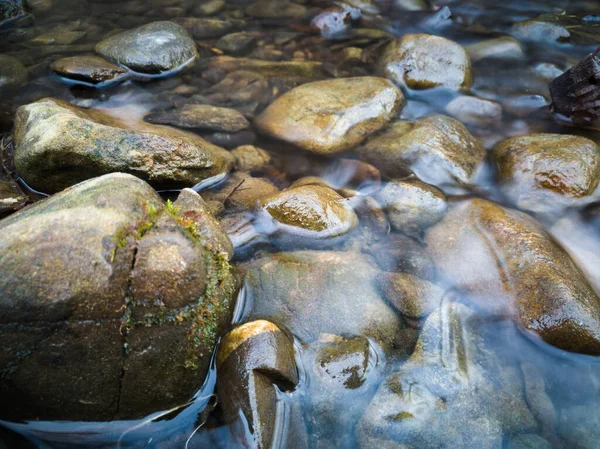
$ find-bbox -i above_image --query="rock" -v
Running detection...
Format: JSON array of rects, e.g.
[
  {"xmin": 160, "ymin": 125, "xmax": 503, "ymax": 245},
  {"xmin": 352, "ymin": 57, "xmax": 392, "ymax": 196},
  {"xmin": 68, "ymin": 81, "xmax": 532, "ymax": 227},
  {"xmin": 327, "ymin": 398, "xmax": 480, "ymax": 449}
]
[
  {"xmin": 24, "ymin": 0, "xmax": 52, "ymax": 14},
  {"xmin": 215, "ymin": 32, "xmax": 256, "ymax": 55},
  {"xmin": 171, "ymin": 188, "xmax": 234, "ymax": 258},
  {"xmin": 375, "ymin": 179, "xmax": 447, "ymax": 235},
  {"xmin": 0, "ymin": 0, "xmax": 26, "ymax": 29},
  {"xmin": 204, "ymin": 129, "xmax": 256, "ymax": 149},
  {"xmin": 492, "ymin": 134, "xmax": 600, "ymax": 213},
  {"xmin": 242, "ymin": 251, "xmax": 413, "ymax": 355},
  {"xmin": 200, "ymin": 70, "xmax": 269, "ymax": 113},
  {"xmin": 256, "ymin": 77, "xmax": 405, "ymax": 155},
  {"xmin": 558, "ymin": 404, "xmax": 600, "ymax": 449},
  {"xmin": 510, "ymin": 13, "xmax": 600, "ymax": 46},
  {"xmin": 426, "ymin": 198, "xmax": 600, "ymax": 355},
  {"xmin": 50, "ymin": 55, "xmax": 129, "ymax": 86},
  {"xmin": 303, "ymin": 334, "xmax": 380, "ymax": 449},
  {"xmin": 360, "ymin": 115, "xmax": 485, "ymax": 189},
  {"xmin": 0, "ymin": 173, "xmax": 237, "ymax": 420},
  {"xmin": 172, "ymin": 17, "xmax": 240, "ymax": 39},
  {"xmin": 95, "ymin": 21, "xmax": 198, "ymax": 75},
  {"xmin": 145, "ymin": 104, "xmax": 250, "ymax": 133},
  {"xmin": 30, "ymin": 30, "xmax": 86, "ymax": 45},
  {"xmin": 393, "ymin": 0, "xmax": 429, "ymax": 11},
  {"xmin": 368, "ymin": 233, "xmax": 437, "ymax": 281},
  {"xmin": 0, "ymin": 175, "xmax": 27, "ymax": 217},
  {"xmin": 246, "ymin": 0, "xmax": 306, "ymax": 19},
  {"xmin": 445, "ymin": 95, "xmax": 503, "ymax": 127},
  {"xmin": 506, "ymin": 434, "xmax": 552, "ymax": 449},
  {"xmin": 502, "ymin": 94, "xmax": 549, "ymax": 117},
  {"xmin": 256, "ymin": 184, "xmax": 358, "ymax": 243},
  {"xmin": 225, "ymin": 176, "xmax": 279, "ymax": 213},
  {"xmin": 231, "ymin": 145, "xmax": 272, "ymax": 172},
  {"xmin": 378, "ymin": 34, "xmax": 472, "ymax": 91},
  {"xmin": 511, "ymin": 19, "xmax": 570, "ymax": 44},
  {"xmin": 193, "ymin": 0, "xmax": 224, "ymax": 16},
  {"xmin": 378, "ymin": 272, "xmax": 444, "ymax": 319},
  {"xmin": 217, "ymin": 320, "xmax": 308, "ymax": 449},
  {"xmin": 358, "ymin": 301, "xmax": 539, "ymax": 449},
  {"xmin": 466, "ymin": 36, "xmax": 524, "ymax": 62},
  {"xmin": 0, "ymin": 55, "xmax": 27, "ymax": 89},
  {"xmin": 311, "ymin": 6, "xmax": 353, "ymax": 41},
  {"xmin": 204, "ymin": 57, "xmax": 323, "ymax": 81},
  {"xmin": 13, "ymin": 98, "xmax": 234, "ymax": 193}
]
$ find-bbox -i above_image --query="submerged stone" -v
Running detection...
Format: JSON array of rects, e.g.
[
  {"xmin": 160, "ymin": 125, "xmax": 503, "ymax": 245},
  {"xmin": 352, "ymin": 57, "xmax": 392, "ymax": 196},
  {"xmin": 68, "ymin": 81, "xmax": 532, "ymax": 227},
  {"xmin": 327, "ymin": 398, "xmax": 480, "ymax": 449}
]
[
  {"xmin": 95, "ymin": 21, "xmax": 198, "ymax": 75},
  {"xmin": 255, "ymin": 76, "xmax": 405, "ymax": 154},
  {"xmin": 426, "ymin": 198, "xmax": 600, "ymax": 355},
  {"xmin": 242, "ymin": 251, "xmax": 413, "ymax": 355},
  {"xmin": 145, "ymin": 104, "xmax": 250, "ymax": 133},
  {"xmin": 358, "ymin": 301, "xmax": 539, "ymax": 449},
  {"xmin": 0, "ymin": 173, "xmax": 237, "ymax": 421},
  {"xmin": 13, "ymin": 98, "xmax": 234, "ymax": 193},
  {"xmin": 360, "ymin": 115, "xmax": 485, "ymax": 189},
  {"xmin": 375, "ymin": 178, "xmax": 447, "ymax": 235},
  {"xmin": 492, "ymin": 133, "xmax": 600, "ymax": 214},
  {"xmin": 378, "ymin": 34, "xmax": 472, "ymax": 90},
  {"xmin": 0, "ymin": 54, "xmax": 27, "ymax": 89}
]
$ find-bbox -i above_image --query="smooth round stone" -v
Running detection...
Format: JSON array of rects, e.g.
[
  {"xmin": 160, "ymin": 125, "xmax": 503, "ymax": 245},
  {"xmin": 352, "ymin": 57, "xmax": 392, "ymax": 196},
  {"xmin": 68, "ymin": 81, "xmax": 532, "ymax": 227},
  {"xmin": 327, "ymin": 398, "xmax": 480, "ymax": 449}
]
[
  {"xmin": 50, "ymin": 55, "xmax": 129, "ymax": 86},
  {"xmin": 257, "ymin": 184, "xmax": 358, "ymax": 241},
  {"xmin": 375, "ymin": 179, "xmax": 448, "ymax": 234},
  {"xmin": 30, "ymin": 30, "xmax": 86, "ymax": 46},
  {"xmin": 492, "ymin": 133, "xmax": 600, "ymax": 213},
  {"xmin": 378, "ymin": 33, "xmax": 472, "ymax": 91},
  {"xmin": 0, "ymin": 55, "xmax": 27, "ymax": 89},
  {"xmin": 246, "ymin": 0, "xmax": 306, "ymax": 19},
  {"xmin": 255, "ymin": 76, "xmax": 405, "ymax": 154},
  {"xmin": 95, "ymin": 21, "xmax": 198, "ymax": 75},
  {"xmin": 359, "ymin": 114, "xmax": 485, "ymax": 189}
]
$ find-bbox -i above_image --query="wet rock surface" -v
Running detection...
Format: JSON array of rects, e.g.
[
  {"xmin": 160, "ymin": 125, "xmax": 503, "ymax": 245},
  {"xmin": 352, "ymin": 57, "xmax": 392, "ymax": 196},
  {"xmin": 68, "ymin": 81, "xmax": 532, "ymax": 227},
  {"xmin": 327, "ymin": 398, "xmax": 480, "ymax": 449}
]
[
  {"xmin": 50, "ymin": 55, "xmax": 129, "ymax": 86},
  {"xmin": 256, "ymin": 184, "xmax": 359, "ymax": 243},
  {"xmin": 0, "ymin": 173, "xmax": 237, "ymax": 421},
  {"xmin": 1, "ymin": 0, "xmax": 600, "ymax": 447},
  {"xmin": 378, "ymin": 34, "xmax": 472, "ymax": 90},
  {"xmin": 358, "ymin": 301, "xmax": 540, "ymax": 449},
  {"xmin": 492, "ymin": 133, "xmax": 600, "ymax": 214},
  {"xmin": 360, "ymin": 114, "xmax": 485, "ymax": 189},
  {"xmin": 255, "ymin": 76, "xmax": 405, "ymax": 154},
  {"xmin": 426, "ymin": 198, "xmax": 600, "ymax": 355},
  {"xmin": 242, "ymin": 250, "xmax": 413, "ymax": 354},
  {"xmin": 95, "ymin": 21, "xmax": 198, "ymax": 75},
  {"xmin": 12, "ymin": 98, "xmax": 234, "ymax": 193}
]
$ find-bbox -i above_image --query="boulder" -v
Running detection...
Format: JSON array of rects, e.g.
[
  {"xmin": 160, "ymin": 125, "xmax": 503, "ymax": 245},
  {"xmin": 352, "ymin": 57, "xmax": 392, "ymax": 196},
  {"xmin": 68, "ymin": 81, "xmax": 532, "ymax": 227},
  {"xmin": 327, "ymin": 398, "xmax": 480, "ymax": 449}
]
[
  {"xmin": 255, "ymin": 76, "xmax": 405, "ymax": 154},
  {"xmin": 13, "ymin": 98, "xmax": 234, "ymax": 193},
  {"xmin": 0, "ymin": 54, "xmax": 27, "ymax": 90},
  {"xmin": 0, "ymin": 173, "xmax": 237, "ymax": 421},
  {"xmin": 426, "ymin": 198, "xmax": 600, "ymax": 355}
]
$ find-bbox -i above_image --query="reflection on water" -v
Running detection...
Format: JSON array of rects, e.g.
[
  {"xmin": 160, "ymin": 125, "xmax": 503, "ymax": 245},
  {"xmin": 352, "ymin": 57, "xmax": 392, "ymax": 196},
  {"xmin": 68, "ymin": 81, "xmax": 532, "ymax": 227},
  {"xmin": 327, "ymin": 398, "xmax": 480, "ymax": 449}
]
[{"xmin": 1, "ymin": 0, "xmax": 600, "ymax": 448}]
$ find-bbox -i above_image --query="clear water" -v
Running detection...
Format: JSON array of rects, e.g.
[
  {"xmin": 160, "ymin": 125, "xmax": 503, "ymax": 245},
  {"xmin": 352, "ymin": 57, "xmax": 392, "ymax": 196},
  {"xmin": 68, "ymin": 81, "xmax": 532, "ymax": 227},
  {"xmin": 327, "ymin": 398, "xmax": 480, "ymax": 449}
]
[{"xmin": 1, "ymin": 0, "xmax": 599, "ymax": 448}]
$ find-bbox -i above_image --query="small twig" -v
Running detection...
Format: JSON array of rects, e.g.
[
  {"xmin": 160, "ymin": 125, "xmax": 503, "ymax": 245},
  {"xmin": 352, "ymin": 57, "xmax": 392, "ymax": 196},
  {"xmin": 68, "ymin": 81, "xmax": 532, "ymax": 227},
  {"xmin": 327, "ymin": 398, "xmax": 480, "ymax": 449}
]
[{"xmin": 592, "ymin": 44, "xmax": 600, "ymax": 58}]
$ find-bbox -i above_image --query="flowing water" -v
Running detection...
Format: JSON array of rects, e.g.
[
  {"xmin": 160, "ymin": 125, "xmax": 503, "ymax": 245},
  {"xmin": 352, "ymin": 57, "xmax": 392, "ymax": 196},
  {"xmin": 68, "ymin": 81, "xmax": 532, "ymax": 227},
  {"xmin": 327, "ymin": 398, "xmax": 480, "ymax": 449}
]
[{"xmin": 1, "ymin": 0, "xmax": 600, "ymax": 448}]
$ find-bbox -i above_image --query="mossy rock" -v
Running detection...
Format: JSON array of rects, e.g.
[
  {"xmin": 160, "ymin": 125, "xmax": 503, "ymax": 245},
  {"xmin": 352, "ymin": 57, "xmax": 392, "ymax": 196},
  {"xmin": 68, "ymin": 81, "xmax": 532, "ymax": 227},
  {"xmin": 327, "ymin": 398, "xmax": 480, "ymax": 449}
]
[{"xmin": 0, "ymin": 173, "xmax": 237, "ymax": 421}]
